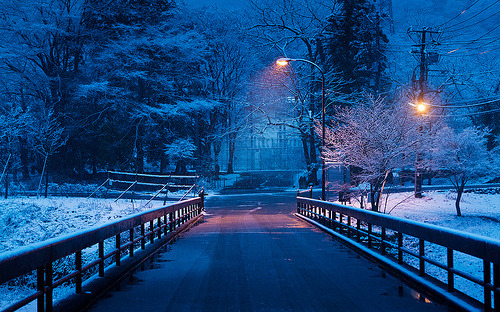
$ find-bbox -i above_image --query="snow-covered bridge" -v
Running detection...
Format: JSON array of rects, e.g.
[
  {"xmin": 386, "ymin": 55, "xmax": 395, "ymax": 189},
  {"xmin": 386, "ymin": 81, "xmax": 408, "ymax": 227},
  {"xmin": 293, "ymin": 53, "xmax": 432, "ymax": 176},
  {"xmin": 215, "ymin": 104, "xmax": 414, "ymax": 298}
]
[
  {"xmin": 86, "ymin": 192, "xmax": 446, "ymax": 312},
  {"xmin": 1, "ymin": 191, "xmax": 499, "ymax": 312}
]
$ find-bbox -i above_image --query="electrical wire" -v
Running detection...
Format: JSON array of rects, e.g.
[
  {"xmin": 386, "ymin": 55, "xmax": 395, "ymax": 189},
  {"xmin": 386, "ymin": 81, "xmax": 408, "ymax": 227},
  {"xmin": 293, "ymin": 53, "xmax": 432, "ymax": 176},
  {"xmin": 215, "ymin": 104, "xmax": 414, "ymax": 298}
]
[
  {"xmin": 443, "ymin": 0, "xmax": 500, "ymax": 30},
  {"xmin": 437, "ymin": 0, "xmax": 481, "ymax": 28},
  {"xmin": 436, "ymin": 35, "xmax": 500, "ymax": 46},
  {"xmin": 446, "ymin": 23, "xmax": 500, "ymax": 54},
  {"xmin": 425, "ymin": 97, "xmax": 500, "ymax": 108},
  {"xmin": 440, "ymin": 44, "xmax": 500, "ymax": 57},
  {"xmin": 444, "ymin": 8, "xmax": 500, "ymax": 34},
  {"xmin": 427, "ymin": 107, "xmax": 500, "ymax": 118}
]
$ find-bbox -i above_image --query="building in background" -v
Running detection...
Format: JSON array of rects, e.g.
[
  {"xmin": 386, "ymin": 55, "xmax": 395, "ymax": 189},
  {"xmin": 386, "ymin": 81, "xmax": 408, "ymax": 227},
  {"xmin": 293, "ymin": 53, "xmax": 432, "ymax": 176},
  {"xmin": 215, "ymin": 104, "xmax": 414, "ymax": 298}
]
[{"xmin": 218, "ymin": 123, "xmax": 305, "ymax": 172}]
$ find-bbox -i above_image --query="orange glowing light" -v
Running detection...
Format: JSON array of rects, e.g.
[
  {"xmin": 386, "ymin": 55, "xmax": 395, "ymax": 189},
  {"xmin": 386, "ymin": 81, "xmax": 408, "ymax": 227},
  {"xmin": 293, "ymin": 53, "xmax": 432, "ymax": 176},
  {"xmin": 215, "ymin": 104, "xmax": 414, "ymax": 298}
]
[
  {"xmin": 417, "ymin": 103, "xmax": 427, "ymax": 113},
  {"xmin": 276, "ymin": 58, "xmax": 290, "ymax": 66}
]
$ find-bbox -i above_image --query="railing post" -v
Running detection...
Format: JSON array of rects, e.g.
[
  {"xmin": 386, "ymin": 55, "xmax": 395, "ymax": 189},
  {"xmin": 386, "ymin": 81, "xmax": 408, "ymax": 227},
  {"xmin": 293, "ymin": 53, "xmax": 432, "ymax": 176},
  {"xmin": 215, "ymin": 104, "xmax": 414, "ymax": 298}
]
[
  {"xmin": 75, "ymin": 250, "xmax": 82, "ymax": 294},
  {"xmin": 98, "ymin": 241, "xmax": 104, "ymax": 277},
  {"xmin": 339, "ymin": 213, "xmax": 344, "ymax": 232},
  {"xmin": 129, "ymin": 229, "xmax": 134, "ymax": 257},
  {"xmin": 199, "ymin": 188, "xmax": 205, "ymax": 213},
  {"xmin": 484, "ymin": 260, "xmax": 491, "ymax": 312},
  {"xmin": 356, "ymin": 219, "xmax": 361, "ymax": 242},
  {"xmin": 397, "ymin": 232, "xmax": 403, "ymax": 264},
  {"xmin": 447, "ymin": 248, "xmax": 454, "ymax": 292},
  {"xmin": 150, "ymin": 220, "xmax": 154, "ymax": 244},
  {"xmin": 163, "ymin": 214, "xmax": 168, "ymax": 236},
  {"xmin": 37, "ymin": 267, "xmax": 44, "ymax": 312},
  {"xmin": 347, "ymin": 216, "xmax": 351, "ymax": 238},
  {"xmin": 296, "ymin": 191, "xmax": 300, "ymax": 214},
  {"xmin": 368, "ymin": 223, "xmax": 373, "ymax": 248},
  {"xmin": 381, "ymin": 228, "xmax": 386, "ymax": 255},
  {"xmin": 493, "ymin": 263, "xmax": 499, "ymax": 311},
  {"xmin": 419, "ymin": 239, "xmax": 425, "ymax": 276},
  {"xmin": 169, "ymin": 213, "xmax": 174, "ymax": 232},
  {"xmin": 141, "ymin": 224, "xmax": 146, "ymax": 249},
  {"xmin": 45, "ymin": 263, "xmax": 53, "ymax": 312},
  {"xmin": 158, "ymin": 217, "xmax": 162, "ymax": 239},
  {"xmin": 115, "ymin": 233, "xmax": 121, "ymax": 266}
]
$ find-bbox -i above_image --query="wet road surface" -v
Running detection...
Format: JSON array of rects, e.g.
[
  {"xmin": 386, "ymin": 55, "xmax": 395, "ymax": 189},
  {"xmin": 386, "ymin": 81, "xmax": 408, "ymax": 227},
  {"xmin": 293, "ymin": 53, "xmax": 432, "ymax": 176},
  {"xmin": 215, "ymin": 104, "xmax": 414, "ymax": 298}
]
[{"xmin": 87, "ymin": 191, "xmax": 446, "ymax": 312}]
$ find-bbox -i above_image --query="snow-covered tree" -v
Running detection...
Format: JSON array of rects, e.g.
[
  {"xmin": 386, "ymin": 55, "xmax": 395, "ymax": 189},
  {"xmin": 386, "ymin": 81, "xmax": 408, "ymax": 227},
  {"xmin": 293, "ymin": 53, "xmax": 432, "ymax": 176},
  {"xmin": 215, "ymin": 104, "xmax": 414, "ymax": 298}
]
[
  {"xmin": 164, "ymin": 138, "xmax": 197, "ymax": 175},
  {"xmin": 321, "ymin": 96, "xmax": 420, "ymax": 212},
  {"xmin": 430, "ymin": 126, "xmax": 497, "ymax": 216},
  {"xmin": 321, "ymin": 0, "xmax": 389, "ymax": 95},
  {"xmin": 28, "ymin": 107, "xmax": 67, "ymax": 197},
  {"xmin": 247, "ymin": 0, "xmax": 347, "ymax": 184}
]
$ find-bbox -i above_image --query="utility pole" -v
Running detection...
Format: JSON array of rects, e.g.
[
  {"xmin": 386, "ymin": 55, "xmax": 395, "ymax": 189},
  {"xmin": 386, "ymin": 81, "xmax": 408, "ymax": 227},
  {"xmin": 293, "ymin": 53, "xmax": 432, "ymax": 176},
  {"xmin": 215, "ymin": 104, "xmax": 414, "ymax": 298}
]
[{"xmin": 407, "ymin": 27, "xmax": 440, "ymax": 198}]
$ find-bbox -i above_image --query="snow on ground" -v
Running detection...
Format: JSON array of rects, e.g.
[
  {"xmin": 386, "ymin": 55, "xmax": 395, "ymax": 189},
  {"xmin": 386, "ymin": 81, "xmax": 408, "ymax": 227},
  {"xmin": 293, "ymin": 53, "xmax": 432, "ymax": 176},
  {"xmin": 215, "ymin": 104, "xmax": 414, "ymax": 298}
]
[
  {"xmin": 342, "ymin": 189, "xmax": 500, "ymax": 304},
  {"xmin": 0, "ymin": 196, "xmax": 166, "ymax": 311},
  {"xmin": 0, "ymin": 197, "xmax": 164, "ymax": 253},
  {"xmin": 370, "ymin": 189, "xmax": 500, "ymax": 240}
]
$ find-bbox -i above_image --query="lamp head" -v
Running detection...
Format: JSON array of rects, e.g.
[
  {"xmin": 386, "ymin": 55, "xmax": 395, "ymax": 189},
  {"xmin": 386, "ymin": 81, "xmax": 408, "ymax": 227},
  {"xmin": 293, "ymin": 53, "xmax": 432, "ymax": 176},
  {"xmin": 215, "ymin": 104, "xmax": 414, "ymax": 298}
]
[
  {"xmin": 416, "ymin": 102, "xmax": 427, "ymax": 114},
  {"xmin": 276, "ymin": 58, "xmax": 292, "ymax": 66}
]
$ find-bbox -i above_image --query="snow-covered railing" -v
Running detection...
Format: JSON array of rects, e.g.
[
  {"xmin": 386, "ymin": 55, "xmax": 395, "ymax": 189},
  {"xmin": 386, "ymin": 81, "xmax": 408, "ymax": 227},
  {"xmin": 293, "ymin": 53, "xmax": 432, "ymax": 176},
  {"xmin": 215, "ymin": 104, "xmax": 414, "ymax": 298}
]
[
  {"xmin": 296, "ymin": 196, "xmax": 500, "ymax": 312},
  {"xmin": 296, "ymin": 186, "xmax": 313, "ymax": 199},
  {"xmin": 0, "ymin": 191, "xmax": 205, "ymax": 312}
]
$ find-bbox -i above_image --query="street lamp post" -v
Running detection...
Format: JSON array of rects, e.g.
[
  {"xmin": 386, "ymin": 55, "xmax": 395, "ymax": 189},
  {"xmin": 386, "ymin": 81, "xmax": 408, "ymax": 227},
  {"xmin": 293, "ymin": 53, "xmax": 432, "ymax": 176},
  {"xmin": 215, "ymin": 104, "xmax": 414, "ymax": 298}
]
[
  {"xmin": 414, "ymin": 93, "xmax": 427, "ymax": 198},
  {"xmin": 276, "ymin": 57, "xmax": 326, "ymax": 200}
]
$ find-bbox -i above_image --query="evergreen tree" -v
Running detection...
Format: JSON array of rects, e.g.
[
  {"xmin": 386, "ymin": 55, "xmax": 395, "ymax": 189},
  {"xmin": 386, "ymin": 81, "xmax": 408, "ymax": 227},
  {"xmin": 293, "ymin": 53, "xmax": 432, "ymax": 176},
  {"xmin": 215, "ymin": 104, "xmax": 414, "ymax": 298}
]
[{"xmin": 321, "ymin": 0, "xmax": 389, "ymax": 95}]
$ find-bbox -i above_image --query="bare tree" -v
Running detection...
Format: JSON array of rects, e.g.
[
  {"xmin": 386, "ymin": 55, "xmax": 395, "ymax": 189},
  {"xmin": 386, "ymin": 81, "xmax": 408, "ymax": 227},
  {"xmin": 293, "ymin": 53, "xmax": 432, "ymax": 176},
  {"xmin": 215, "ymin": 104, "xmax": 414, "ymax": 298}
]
[{"xmin": 28, "ymin": 107, "xmax": 67, "ymax": 197}]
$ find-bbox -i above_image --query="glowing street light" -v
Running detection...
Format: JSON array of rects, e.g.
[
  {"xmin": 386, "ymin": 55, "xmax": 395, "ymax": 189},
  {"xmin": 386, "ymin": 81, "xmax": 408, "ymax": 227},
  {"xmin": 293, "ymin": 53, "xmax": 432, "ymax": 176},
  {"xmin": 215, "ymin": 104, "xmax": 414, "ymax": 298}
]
[
  {"xmin": 416, "ymin": 102, "xmax": 427, "ymax": 114},
  {"xmin": 276, "ymin": 57, "xmax": 327, "ymax": 200},
  {"xmin": 414, "ymin": 93, "xmax": 427, "ymax": 198}
]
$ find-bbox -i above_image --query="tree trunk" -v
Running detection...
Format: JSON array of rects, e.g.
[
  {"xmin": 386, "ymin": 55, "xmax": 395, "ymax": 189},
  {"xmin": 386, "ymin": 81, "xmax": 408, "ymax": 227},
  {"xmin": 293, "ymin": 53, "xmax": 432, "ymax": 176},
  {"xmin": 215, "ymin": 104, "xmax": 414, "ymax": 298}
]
[
  {"xmin": 44, "ymin": 170, "xmax": 49, "ymax": 198},
  {"xmin": 19, "ymin": 86, "xmax": 29, "ymax": 180},
  {"xmin": 175, "ymin": 159, "xmax": 188, "ymax": 175},
  {"xmin": 227, "ymin": 133, "xmax": 236, "ymax": 174},
  {"xmin": 160, "ymin": 154, "xmax": 168, "ymax": 173},
  {"xmin": 455, "ymin": 180, "xmax": 465, "ymax": 217},
  {"xmin": 135, "ymin": 125, "xmax": 144, "ymax": 173},
  {"xmin": 213, "ymin": 140, "xmax": 222, "ymax": 180},
  {"xmin": 301, "ymin": 134, "xmax": 311, "ymax": 166},
  {"xmin": 370, "ymin": 181, "xmax": 383, "ymax": 213},
  {"xmin": 3, "ymin": 157, "xmax": 9, "ymax": 199},
  {"xmin": 37, "ymin": 154, "xmax": 49, "ymax": 198}
]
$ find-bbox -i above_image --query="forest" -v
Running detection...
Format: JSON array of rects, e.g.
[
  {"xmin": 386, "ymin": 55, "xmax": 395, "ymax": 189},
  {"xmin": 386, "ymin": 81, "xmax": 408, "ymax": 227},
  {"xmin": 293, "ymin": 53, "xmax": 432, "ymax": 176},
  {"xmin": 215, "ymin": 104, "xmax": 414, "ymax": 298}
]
[{"xmin": 0, "ymin": 0, "xmax": 499, "ymax": 197}]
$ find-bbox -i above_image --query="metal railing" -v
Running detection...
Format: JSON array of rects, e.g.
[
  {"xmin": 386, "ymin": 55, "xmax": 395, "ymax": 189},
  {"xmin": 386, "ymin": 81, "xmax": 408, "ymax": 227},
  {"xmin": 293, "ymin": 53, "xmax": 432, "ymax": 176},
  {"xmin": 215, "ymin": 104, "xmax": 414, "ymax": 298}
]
[
  {"xmin": 297, "ymin": 186, "xmax": 313, "ymax": 199},
  {"xmin": 296, "ymin": 196, "xmax": 500, "ymax": 312},
  {"xmin": 0, "ymin": 191, "xmax": 205, "ymax": 312}
]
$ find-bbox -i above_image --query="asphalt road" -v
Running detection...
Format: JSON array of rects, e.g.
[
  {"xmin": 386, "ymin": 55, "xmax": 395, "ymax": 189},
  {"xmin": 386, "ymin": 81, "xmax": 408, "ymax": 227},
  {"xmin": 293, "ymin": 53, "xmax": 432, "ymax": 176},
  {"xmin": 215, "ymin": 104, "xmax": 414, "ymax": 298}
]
[{"xmin": 86, "ymin": 191, "xmax": 446, "ymax": 312}]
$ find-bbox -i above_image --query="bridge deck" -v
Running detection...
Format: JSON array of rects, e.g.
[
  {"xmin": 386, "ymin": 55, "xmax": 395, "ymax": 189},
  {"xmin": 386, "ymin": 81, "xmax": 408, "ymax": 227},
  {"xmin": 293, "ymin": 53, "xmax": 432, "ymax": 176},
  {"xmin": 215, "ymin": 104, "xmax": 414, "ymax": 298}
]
[{"xmin": 86, "ymin": 192, "xmax": 446, "ymax": 312}]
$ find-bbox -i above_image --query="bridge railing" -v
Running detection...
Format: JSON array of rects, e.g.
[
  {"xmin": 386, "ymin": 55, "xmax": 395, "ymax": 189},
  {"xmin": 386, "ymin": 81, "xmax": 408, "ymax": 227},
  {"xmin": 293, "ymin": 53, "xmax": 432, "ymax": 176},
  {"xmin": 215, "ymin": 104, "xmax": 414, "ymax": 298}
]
[
  {"xmin": 297, "ymin": 196, "xmax": 500, "ymax": 312},
  {"xmin": 0, "ymin": 191, "xmax": 205, "ymax": 312},
  {"xmin": 296, "ymin": 186, "xmax": 313, "ymax": 199}
]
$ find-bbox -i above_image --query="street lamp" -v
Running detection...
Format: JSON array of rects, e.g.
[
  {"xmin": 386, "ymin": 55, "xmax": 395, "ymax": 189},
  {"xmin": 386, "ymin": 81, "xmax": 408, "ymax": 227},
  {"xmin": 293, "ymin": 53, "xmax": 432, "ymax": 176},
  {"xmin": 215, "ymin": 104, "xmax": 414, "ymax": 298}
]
[
  {"xmin": 276, "ymin": 57, "xmax": 326, "ymax": 200},
  {"xmin": 414, "ymin": 93, "xmax": 427, "ymax": 198}
]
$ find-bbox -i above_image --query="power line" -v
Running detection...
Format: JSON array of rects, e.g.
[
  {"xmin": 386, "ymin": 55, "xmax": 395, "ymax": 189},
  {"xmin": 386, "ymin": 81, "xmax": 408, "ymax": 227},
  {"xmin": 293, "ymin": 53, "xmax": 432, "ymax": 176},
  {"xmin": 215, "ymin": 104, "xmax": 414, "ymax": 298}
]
[
  {"xmin": 428, "ymin": 107, "xmax": 500, "ymax": 118},
  {"xmin": 426, "ymin": 97, "xmax": 500, "ymax": 108},
  {"xmin": 443, "ymin": 0, "xmax": 500, "ymax": 31},
  {"xmin": 440, "ymin": 44, "xmax": 500, "ymax": 57},
  {"xmin": 443, "ymin": 8, "xmax": 500, "ymax": 34},
  {"xmin": 437, "ymin": 35, "xmax": 500, "ymax": 46},
  {"xmin": 437, "ymin": 0, "xmax": 481, "ymax": 28},
  {"xmin": 446, "ymin": 22, "xmax": 500, "ymax": 54}
]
